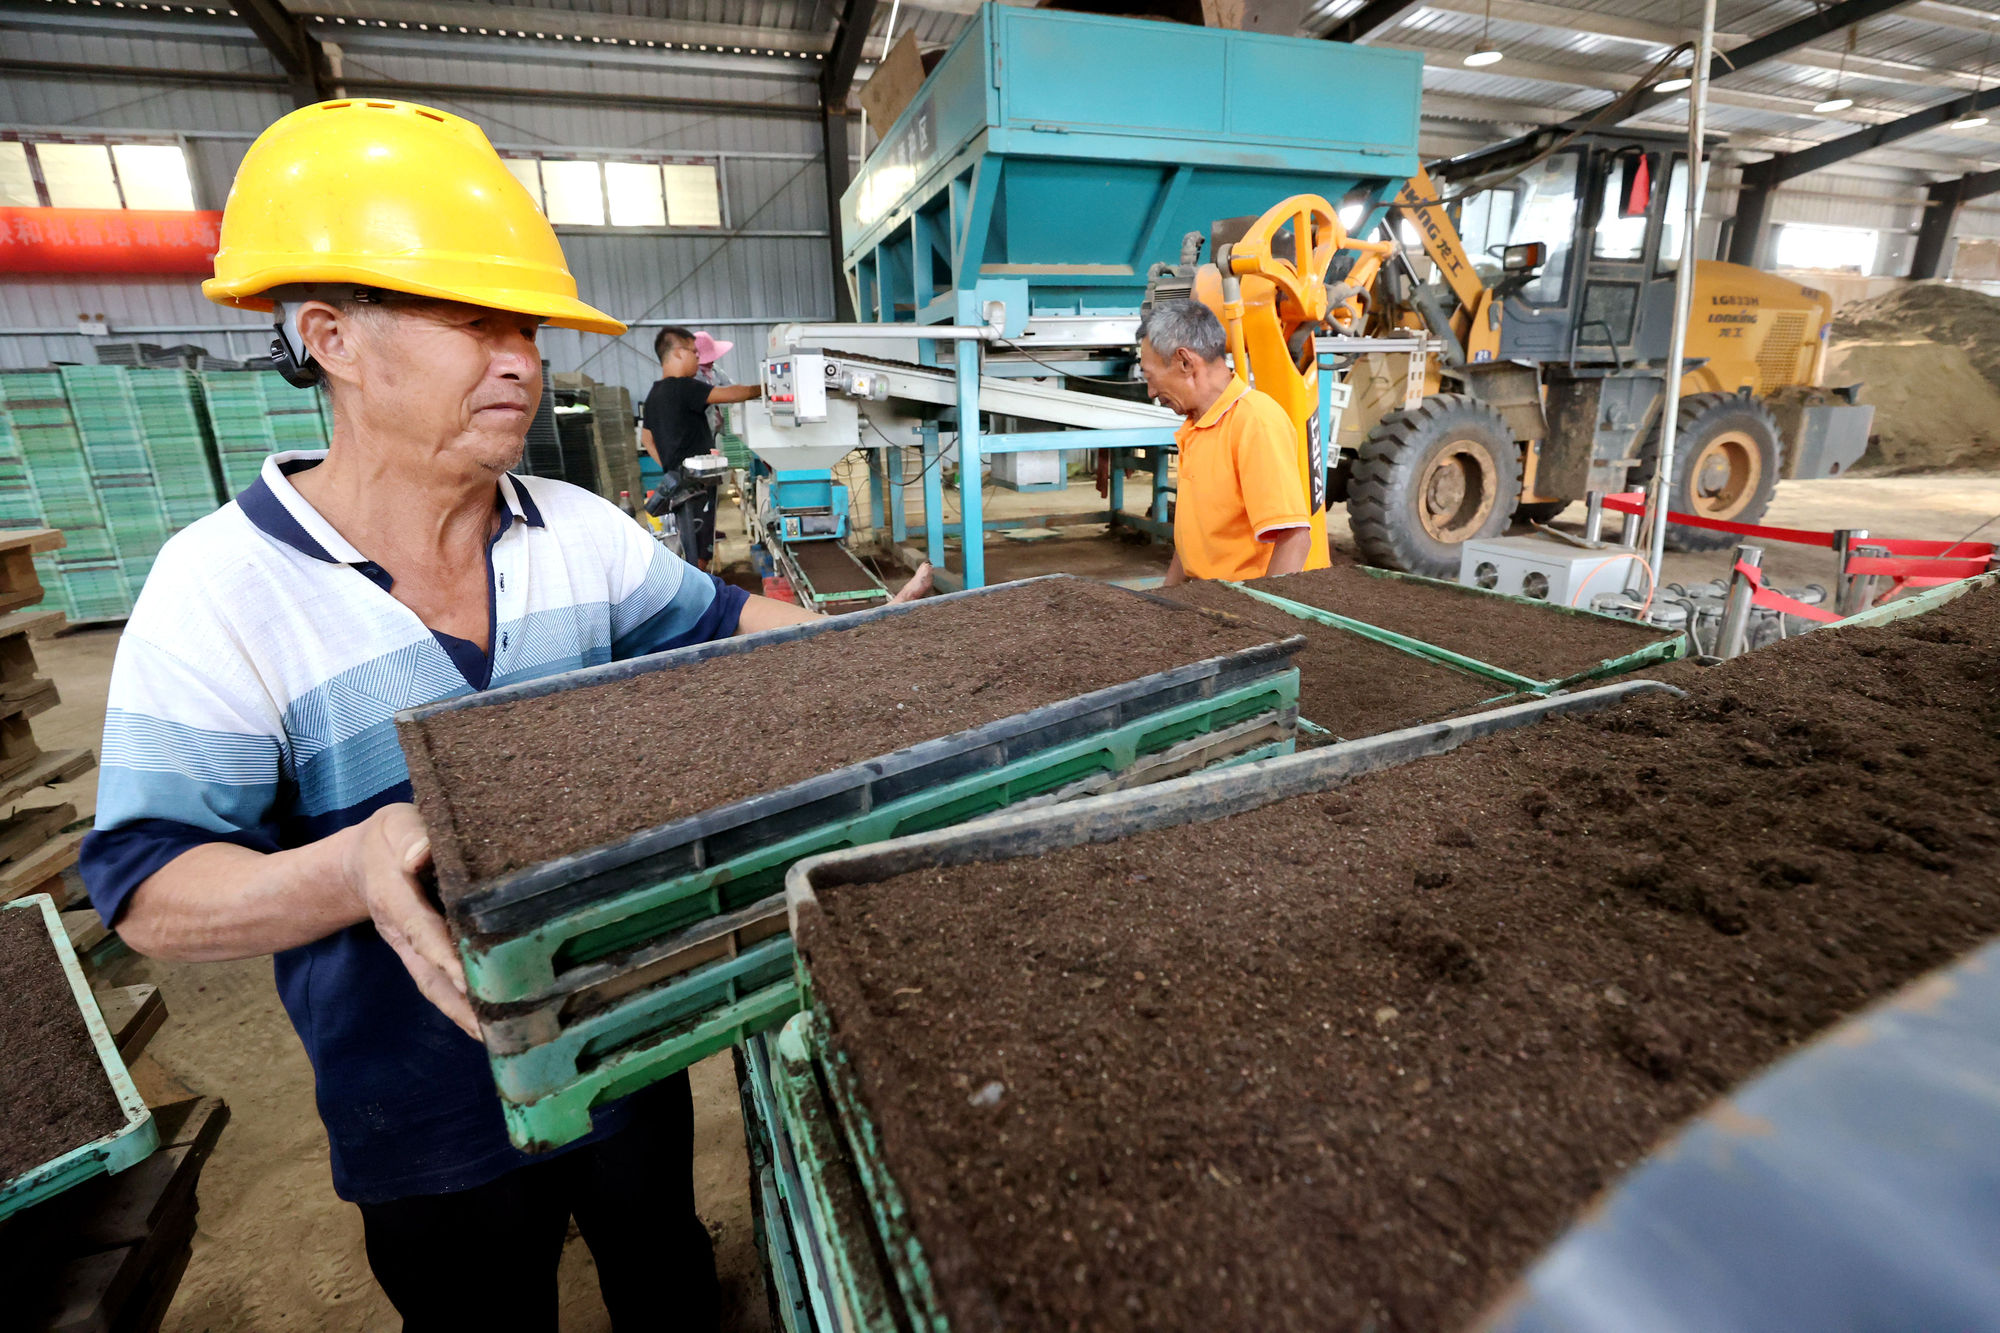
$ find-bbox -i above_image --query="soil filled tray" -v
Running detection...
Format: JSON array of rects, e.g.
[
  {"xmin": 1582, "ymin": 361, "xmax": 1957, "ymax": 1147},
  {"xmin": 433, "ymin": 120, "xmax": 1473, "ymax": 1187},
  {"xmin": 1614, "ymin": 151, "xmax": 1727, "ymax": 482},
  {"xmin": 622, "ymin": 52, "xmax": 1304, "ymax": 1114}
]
[
  {"xmin": 1163, "ymin": 580, "xmax": 1508, "ymax": 740},
  {"xmin": 403, "ymin": 576, "xmax": 1283, "ymax": 904},
  {"xmin": 0, "ymin": 897, "xmax": 156, "ymax": 1218},
  {"xmin": 1245, "ymin": 562, "xmax": 1675, "ymax": 686},
  {"xmin": 792, "ymin": 587, "xmax": 2000, "ymax": 1332}
]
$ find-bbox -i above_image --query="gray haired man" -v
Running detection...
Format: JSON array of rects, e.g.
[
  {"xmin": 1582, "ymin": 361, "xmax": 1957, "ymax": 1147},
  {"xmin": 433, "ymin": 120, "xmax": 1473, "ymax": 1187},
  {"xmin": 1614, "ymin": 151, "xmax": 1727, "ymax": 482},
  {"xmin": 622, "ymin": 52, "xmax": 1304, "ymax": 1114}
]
[{"xmin": 1137, "ymin": 300, "xmax": 1318, "ymax": 585}]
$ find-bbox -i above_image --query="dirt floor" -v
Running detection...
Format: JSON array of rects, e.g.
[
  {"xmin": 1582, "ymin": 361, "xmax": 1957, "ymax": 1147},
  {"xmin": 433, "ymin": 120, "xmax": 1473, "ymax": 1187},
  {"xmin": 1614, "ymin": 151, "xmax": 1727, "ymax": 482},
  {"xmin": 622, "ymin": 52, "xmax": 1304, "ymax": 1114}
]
[
  {"xmin": 800, "ymin": 585, "xmax": 2000, "ymax": 1332},
  {"xmin": 25, "ymin": 468, "xmax": 2000, "ymax": 1330}
]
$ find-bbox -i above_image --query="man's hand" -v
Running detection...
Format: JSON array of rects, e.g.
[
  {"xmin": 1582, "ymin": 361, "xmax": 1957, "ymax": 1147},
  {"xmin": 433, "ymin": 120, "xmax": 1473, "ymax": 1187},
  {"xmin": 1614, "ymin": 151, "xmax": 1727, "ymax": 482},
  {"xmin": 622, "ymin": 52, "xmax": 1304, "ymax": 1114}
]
[
  {"xmin": 889, "ymin": 561, "xmax": 934, "ymax": 604},
  {"xmin": 1163, "ymin": 550, "xmax": 1188, "ymax": 587},
  {"xmin": 345, "ymin": 804, "xmax": 479, "ymax": 1040}
]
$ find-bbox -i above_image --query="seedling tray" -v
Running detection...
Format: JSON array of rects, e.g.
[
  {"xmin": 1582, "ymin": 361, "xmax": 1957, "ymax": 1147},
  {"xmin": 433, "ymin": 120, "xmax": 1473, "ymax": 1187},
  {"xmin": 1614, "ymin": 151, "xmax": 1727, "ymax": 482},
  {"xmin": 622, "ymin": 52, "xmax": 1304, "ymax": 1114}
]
[
  {"xmin": 0, "ymin": 895, "xmax": 158, "ymax": 1221},
  {"xmin": 399, "ymin": 574, "xmax": 1303, "ymax": 1007},
  {"xmin": 489, "ymin": 681, "xmax": 1297, "ymax": 1146},
  {"xmin": 779, "ymin": 680, "xmax": 1683, "ymax": 1330},
  {"xmin": 1229, "ymin": 566, "xmax": 1684, "ymax": 693}
]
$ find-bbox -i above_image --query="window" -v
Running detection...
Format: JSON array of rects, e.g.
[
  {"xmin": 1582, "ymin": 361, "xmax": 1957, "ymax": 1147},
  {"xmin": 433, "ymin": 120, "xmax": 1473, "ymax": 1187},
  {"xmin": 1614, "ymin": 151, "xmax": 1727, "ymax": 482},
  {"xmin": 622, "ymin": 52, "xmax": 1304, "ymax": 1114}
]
[
  {"xmin": 1458, "ymin": 150, "xmax": 1583, "ymax": 307},
  {"xmin": 0, "ymin": 137, "xmax": 198, "ymax": 210},
  {"xmin": 500, "ymin": 153, "xmax": 723, "ymax": 229},
  {"xmin": 502, "ymin": 157, "xmax": 544, "ymax": 213},
  {"xmin": 1773, "ymin": 223, "xmax": 1877, "ymax": 274},
  {"xmin": 1591, "ymin": 155, "xmax": 1652, "ymax": 262},
  {"xmin": 1655, "ymin": 158, "xmax": 1692, "ymax": 274},
  {"xmin": 110, "ymin": 144, "xmax": 196, "ymax": 210},
  {"xmin": 605, "ymin": 162, "xmax": 666, "ymax": 227},
  {"xmin": 662, "ymin": 164, "xmax": 722, "ymax": 227},
  {"xmin": 37, "ymin": 143, "xmax": 121, "ymax": 209}
]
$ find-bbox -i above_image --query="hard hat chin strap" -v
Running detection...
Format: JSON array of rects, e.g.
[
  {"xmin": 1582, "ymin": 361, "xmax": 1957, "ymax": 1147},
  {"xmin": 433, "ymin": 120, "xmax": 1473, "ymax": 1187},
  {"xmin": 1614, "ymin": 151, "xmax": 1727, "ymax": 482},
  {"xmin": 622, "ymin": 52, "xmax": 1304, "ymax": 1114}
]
[{"xmin": 266, "ymin": 286, "xmax": 392, "ymax": 390}]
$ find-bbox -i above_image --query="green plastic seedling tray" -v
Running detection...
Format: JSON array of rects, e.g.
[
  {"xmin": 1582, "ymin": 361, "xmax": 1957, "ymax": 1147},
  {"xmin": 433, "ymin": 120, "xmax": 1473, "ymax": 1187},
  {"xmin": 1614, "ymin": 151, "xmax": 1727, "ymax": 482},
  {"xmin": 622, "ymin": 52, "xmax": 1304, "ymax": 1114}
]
[
  {"xmin": 400, "ymin": 574, "xmax": 1304, "ymax": 1013},
  {"xmin": 1227, "ymin": 564, "xmax": 1685, "ymax": 694},
  {"xmin": 1827, "ymin": 569, "xmax": 1998, "ymax": 631},
  {"xmin": 780, "ymin": 679, "xmax": 1688, "ymax": 1331},
  {"xmin": 741, "ymin": 1035, "xmax": 837, "ymax": 1333},
  {"xmin": 491, "ymin": 679, "xmax": 1298, "ymax": 1144},
  {"xmin": 0, "ymin": 895, "xmax": 158, "ymax": 1221}
]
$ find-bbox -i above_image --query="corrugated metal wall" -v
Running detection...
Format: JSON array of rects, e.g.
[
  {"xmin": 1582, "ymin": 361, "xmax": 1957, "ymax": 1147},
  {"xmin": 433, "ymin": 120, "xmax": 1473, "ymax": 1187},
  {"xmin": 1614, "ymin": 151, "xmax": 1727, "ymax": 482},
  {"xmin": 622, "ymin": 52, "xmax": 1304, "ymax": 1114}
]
[{"xmin": 0, "ymin": 16, "xmax": 843, "ymax": 403}]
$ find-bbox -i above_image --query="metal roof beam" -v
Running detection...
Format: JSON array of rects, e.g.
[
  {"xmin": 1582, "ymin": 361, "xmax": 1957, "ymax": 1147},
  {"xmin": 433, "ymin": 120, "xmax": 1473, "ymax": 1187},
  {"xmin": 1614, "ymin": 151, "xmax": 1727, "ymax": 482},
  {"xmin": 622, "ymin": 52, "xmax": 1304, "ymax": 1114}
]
[
  {"xmin": 1622, "ymin": 0, "xmax": 1916, "ymax": 122},
  {"xmin": 233, "ymin": 0, "xmax": 329, "ymax": 105},
  {"xmin": 1322, "ymin": 0, "xmax": 1428, "ymax": 44},
  {"xmin": 1752, "ymin": 84, "xmax": 2000, "ymax": 185},
  {"xmin": 294, "ymin": 0, "xmax": 833, "ymax": 54}
]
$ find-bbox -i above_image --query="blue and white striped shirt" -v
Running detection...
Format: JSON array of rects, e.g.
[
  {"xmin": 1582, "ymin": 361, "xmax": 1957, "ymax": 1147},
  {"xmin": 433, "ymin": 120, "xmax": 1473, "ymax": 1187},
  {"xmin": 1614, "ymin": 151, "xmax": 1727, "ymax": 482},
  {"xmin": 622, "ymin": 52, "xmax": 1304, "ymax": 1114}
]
[{"xmin": 81, "ymin": 450, "xmax": 747, "ymax": 1202}]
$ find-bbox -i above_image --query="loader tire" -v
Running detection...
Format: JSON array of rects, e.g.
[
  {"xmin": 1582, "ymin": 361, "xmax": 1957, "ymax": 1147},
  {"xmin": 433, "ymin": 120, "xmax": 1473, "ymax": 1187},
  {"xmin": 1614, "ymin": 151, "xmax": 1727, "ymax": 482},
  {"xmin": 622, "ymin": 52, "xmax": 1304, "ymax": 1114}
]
[
  {"xmin": 1349, "ymin": 394, "xmax": 1522, "ymax": 578},
  {"xmin": 1636, "ymin": 393, "xmax": 1783, "ymax": 553}
]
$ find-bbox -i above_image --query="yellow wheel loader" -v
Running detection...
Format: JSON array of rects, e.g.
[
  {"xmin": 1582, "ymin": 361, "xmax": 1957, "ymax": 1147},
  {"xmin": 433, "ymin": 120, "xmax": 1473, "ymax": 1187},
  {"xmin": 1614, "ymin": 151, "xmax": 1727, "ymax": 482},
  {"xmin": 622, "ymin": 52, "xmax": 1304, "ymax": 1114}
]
[{"xmin": 1331, "ymin": 126, "xmax": 1872, "ymax": 577}]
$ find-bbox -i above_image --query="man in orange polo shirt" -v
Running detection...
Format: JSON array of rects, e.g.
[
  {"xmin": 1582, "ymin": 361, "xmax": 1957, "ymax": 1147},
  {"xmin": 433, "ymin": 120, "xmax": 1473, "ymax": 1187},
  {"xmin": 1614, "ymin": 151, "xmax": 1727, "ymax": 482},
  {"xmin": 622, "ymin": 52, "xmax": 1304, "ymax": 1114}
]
[{"xmin": 1138, "ymin": 300, "xmax": 1324, "ymax": 585}]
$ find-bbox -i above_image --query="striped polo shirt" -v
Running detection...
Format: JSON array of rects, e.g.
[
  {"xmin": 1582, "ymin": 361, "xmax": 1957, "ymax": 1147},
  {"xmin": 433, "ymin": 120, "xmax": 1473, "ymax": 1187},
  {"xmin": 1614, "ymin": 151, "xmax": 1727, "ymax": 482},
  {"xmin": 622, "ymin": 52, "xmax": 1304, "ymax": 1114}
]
[{"xmin": 79, "ymin": 450, "xmax": 748, "ymax": 1203}]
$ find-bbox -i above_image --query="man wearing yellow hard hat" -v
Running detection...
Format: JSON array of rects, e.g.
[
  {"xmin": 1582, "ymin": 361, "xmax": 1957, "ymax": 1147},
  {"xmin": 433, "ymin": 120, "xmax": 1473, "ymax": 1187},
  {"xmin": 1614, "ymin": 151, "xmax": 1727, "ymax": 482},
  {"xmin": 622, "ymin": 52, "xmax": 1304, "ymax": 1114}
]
[{"xmin": 77, "ymin": 99, "xmax": 925, "ymax": 1329}]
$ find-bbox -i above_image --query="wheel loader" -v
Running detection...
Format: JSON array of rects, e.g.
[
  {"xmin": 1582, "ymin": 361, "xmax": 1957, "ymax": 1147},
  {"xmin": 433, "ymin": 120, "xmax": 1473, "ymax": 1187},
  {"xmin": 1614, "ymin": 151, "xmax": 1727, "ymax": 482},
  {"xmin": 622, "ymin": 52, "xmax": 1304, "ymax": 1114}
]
[{"xmin": 1330, "ymin": 125, "xmax": 1873, "ymax": 577}]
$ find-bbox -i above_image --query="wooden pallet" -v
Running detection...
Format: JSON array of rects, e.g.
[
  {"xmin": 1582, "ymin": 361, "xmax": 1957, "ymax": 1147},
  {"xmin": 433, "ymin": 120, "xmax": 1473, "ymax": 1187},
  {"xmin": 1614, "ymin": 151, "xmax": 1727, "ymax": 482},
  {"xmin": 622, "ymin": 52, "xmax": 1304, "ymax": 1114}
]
[
  {"xmin": 0, "ymin": 749, "xmax": 95, "ymax": 810},
  {"xmin": 0, "ymin": 1098, "xmax": 230, "ymax": 1333},
  {"xmin": 0, "ymin": 828, "xmax": 87, "ymax": 906},
  {"xmin": 0, "ymin": 529, "xmax": 65, "ymax": 617}
]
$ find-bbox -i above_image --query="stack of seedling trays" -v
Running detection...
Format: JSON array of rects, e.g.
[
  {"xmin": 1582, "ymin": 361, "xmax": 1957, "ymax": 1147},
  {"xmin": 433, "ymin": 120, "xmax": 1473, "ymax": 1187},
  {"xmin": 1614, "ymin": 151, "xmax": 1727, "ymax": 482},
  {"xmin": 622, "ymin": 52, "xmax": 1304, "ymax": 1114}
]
[
  {"xmin": 56, "ymin": 366, "xmax": 177, "ymax": 600},
  {"xmin": 124, "ymin": 369, "xmax": 225, "ymax": 528},
  {"xmin": 197, "ymin": 369, "xmax": 330, "ymax": 495},
  {"xmin": 760, "ymin": 574, "xmax": 2000, "ymax": 1332},
  {"xmin": 396, "ymin": 575, "xmax": 1305, "ymax": 1152},
  {"xmin": 0, "ymin": 372, "xmax": 131, "ymax": 622},
  {"xmin": 0, "ymin": 894, "xmax": 157, "ymax": 1222},
  {"xmin": 587, "ymin": 382, "xmax": 641, "ymax": 505}
]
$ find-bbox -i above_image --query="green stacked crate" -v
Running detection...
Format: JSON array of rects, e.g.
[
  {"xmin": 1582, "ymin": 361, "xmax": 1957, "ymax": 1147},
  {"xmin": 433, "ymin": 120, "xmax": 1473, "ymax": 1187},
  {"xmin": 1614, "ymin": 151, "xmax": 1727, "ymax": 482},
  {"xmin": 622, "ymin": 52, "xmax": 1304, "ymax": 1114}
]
[
  {"xmin": 0, "ymin": 372, "xmax": 131, "ymax": 622},
  {"xmin": 126, "ymin": 370, "xmax": 224, "ymax": 528},
  {"xmin": 199, "ymin": 371, "xmax": 329, "ymax": 495},
  {"xmin": 57, "ymin": 366, "xmax": 174, "ymax": 601}
]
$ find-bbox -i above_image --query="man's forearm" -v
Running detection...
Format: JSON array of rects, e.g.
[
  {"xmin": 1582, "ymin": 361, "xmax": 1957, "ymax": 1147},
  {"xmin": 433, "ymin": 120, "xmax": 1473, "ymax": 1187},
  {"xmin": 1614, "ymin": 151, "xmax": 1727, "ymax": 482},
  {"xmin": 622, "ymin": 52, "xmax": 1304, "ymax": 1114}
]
[
  {"xmin": 1163, "ymin": 549, "xmax": 1188, "ymax": 587},
  {"xmin": 1265, "ymin": 527, "xmax": 1311, "ymax": 578},
  {"xmin": 735, "ymin": 592, "xmax": 820, "ymax": 634},
  {"xmin": 117, "ymin": 829, "xmax": 365, "ymax": 962}
]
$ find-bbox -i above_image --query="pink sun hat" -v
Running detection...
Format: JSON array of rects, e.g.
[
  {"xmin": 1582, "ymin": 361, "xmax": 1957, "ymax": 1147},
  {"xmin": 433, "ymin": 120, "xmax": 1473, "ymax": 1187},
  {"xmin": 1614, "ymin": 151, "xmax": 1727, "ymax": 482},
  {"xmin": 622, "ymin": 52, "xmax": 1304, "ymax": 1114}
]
[{"xmin": 693, "ymin": 330, "xmax": 733, "ymax": 365}]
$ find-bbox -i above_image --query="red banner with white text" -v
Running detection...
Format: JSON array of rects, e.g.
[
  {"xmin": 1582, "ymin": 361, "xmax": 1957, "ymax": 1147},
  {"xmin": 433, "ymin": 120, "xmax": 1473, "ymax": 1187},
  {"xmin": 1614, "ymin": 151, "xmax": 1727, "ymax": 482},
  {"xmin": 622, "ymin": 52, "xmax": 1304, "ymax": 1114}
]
[{"xmin": 0, "ymin": 207, "xmax": 222, "ymax": 276}]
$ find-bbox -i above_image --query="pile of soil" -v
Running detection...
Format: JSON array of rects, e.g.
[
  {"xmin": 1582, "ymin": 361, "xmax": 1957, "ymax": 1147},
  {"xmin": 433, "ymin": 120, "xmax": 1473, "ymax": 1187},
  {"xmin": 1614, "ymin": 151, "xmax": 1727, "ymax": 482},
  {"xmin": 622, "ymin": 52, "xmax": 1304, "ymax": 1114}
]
[
  {"xmin": 0, "ymin": 907, "xmax": 125, "ymax": 1183},
  {"xmin": 1822, "ymin": 339, "xmax": 2000, "ymax": 474},
  {"xmin": 1244, "ymin": 564, "xmax": 1671, "ymax": 684},
  {"xmin": 1161, "ymin": 581, "xmax": 1506, "ymax": 740},
  {"xmin": 1833, "ymin": 283, "xmax": 2000, "ymax": 392},
  {"xmin": 405, "ymin": 579, "xmax": 1283, "ymax": 891},
  {"xmin": 800, "ymin": 586, "xmax": 2000, "ymax": 1332}
]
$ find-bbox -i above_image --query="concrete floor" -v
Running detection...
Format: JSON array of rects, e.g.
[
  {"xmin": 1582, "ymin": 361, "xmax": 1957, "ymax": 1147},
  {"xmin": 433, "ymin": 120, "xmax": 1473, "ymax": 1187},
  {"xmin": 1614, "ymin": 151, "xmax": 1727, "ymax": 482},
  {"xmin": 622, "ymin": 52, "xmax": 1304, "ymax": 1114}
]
[{"xmin": 35, "ymin": 469, "xmax": 1999, "ymax": 1332}]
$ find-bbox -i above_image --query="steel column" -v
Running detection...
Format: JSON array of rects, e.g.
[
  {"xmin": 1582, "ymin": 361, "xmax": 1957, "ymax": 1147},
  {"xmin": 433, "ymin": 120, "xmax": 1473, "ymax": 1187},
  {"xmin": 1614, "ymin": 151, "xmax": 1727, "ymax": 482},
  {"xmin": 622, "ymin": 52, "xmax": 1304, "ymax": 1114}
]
[
  {"xmin": 955, "ymin": 338, "xmax": 985, "ymax": 588},
  {"xmin": 819, "ymin": 0, "xmax": 877, "ymax": 323}
]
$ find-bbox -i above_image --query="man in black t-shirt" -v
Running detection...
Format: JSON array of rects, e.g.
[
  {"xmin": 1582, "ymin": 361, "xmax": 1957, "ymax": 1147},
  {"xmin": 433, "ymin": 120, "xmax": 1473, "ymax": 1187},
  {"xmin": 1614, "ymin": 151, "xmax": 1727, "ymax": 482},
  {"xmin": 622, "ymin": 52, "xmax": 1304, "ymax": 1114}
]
[{"xmin": 641, "ymin": 326, "xmax": 761, "ymax": 569}]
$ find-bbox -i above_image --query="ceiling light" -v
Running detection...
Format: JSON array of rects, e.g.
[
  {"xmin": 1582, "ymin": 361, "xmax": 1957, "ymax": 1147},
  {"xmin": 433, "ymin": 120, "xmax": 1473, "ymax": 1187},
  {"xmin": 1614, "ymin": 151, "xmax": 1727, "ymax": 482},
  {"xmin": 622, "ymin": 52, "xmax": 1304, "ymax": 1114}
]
[
  {"xmin": 1464, "ymin": 47, "xmax": 1503, "ymax": 66},
  {"xmin": 1656, "ymin": 76, "xmax": 1691, "ymax": 93},
  {"xmin": 1813, "ymin": 95, "xmax": 1853, "ymax": 113}
]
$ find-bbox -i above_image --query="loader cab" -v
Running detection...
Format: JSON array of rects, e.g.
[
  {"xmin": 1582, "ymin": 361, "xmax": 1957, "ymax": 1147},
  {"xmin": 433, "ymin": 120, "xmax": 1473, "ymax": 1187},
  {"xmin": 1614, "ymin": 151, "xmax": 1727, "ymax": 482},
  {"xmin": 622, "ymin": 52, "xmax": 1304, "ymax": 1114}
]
[{"xmin": 1440, "ymin": 128, "xmax": 1696, "ymax": 367}]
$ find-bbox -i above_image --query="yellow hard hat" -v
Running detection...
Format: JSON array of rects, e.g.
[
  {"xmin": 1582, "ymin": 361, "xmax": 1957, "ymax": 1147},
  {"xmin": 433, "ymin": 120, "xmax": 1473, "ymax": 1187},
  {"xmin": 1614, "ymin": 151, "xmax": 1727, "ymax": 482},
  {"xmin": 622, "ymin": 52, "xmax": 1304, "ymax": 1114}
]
[{"xmin": 204, "ymin": 99, "xmax": 624, "ymax": 336}]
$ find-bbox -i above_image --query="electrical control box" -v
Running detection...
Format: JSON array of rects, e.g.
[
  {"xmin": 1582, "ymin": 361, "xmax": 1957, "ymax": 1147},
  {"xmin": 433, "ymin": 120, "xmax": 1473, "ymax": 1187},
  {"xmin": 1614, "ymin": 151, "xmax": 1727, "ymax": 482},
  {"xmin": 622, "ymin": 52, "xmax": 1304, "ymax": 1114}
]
[
  {"xmin": 1459, "ymin": 535, "xmax": 1644, "ymax": 608},
  {"xmin": 763, "ymin": 353, "xmax": 828, "ymax": 423}
]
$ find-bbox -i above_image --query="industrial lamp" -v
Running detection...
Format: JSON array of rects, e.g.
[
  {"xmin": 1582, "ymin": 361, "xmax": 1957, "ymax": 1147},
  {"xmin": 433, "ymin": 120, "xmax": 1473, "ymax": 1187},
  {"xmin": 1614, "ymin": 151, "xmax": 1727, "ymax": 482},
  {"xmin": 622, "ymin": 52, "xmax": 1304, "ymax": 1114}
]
[{"xmin": 1464, "ymin": 0, "xmax": 1502, "ymax": 66}]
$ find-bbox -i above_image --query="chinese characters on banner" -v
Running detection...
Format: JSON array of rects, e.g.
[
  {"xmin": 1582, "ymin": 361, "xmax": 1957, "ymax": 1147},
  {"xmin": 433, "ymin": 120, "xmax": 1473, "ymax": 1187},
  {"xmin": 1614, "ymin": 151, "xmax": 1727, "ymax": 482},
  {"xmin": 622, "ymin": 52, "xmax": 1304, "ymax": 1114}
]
[{"xmin": 0, "ymin": 207, "xmax": 223, "ymax": 275}]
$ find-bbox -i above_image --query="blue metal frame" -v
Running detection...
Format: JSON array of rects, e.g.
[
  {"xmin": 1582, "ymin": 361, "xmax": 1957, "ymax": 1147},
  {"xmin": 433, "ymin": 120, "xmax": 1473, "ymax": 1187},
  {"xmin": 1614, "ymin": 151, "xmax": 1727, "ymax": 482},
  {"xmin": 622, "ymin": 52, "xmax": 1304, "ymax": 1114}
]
[{"xmin": 835, "ymin": 7, "xmax": 1422, "ymax": 586}]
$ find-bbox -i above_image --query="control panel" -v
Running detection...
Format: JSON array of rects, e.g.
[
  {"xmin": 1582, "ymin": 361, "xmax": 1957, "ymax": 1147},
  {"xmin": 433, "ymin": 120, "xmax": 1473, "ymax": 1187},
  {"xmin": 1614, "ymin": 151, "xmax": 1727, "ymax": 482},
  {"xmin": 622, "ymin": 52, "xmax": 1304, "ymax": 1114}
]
[{"xmin": 763, "ymin": 352, "xmax": 828, "ymax": 423}]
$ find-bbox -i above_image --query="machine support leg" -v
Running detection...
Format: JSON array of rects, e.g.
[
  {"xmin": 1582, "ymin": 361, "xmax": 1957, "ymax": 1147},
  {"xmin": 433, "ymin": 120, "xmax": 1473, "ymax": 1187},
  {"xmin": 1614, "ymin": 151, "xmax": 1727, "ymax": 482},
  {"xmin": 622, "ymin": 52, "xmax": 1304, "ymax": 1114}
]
[
  {"xmin": 889, "ymin": 443, "xmax": 908, "ymax": 545},
  {"xmin": 1620, "ymin": 486, "xmax": 1645, "ymax": 549},
  {"xmin": 956, "ymin": 338, "xmax": 986, "ymax": 589},
  {"xmin": 922, "ymin": 422, "xmax": 946, "ymax": 569},
  {"xmin": 1582, "ymin": 492, "xmax": 1605, "ymax": 543},
  {"xmin": 1109, "ymin": 449, "xmax": 1126, "ymax": 525},
  {"xmin": 1717, "ymin": 543, "xmax": 1762, "ymax": 659},
  {"xmin": 1834, "ymin": 529, "xmax": 1864, "ymax": 617},
  {"xmin": 867, "ymin": 450, "xmax": 886, "ymax": 537}
]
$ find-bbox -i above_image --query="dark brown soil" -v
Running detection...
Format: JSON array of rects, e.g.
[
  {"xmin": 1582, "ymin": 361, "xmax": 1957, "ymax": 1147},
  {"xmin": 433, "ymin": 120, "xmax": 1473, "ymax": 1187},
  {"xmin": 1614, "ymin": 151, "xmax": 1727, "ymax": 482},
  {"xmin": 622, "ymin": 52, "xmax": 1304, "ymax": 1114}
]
[
  {"xmin": 0, "ymin": 907, "xmax": 126, "ymax": 1184},
  {"xmin": 799, "ymin": 585, "xmax": 2000, "ymax": 1333},
  {"xmin": 1162, "ymin": 580, "xmax": 1507, "ymax": 741},
  {"xmin": 791, "ymin": 542, "xmax": 886, "ymax": 600},
  {"xmin": 1246, "ymin": 564, "xmax": 1672, "ymax": 684},
  {"xmin": 407, "ymin": 579, "xmax": 1283, "ymax": 892}
]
